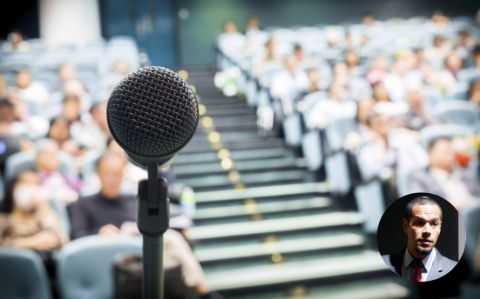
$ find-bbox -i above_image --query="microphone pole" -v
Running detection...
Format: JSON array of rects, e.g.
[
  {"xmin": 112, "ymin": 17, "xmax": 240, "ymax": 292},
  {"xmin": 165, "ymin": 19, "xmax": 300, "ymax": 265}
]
[{"xmin": 137, "ymin": 163, "xmax": 169, "ymax": 299}]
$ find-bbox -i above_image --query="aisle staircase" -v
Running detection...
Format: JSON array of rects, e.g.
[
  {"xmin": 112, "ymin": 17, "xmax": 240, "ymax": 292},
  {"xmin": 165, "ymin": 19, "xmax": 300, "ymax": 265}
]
[{"xmin": 171, "ymin": 67, "xmax": 410, "ymax": 298}]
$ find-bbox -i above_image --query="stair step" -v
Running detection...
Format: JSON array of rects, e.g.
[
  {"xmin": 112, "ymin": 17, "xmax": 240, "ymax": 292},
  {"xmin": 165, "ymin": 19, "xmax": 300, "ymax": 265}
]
[
  {"xmin": 174, "ymin": 148, "xmax": 292, "ymax": 165},
  {"xmin": 195, "ymin": 182, "xmax": 329, "ymax": 203},
  {"xmin": 181, "ymin": 139, "xmax": 285, "ymax": 153},
  {"xmin": 229, "ymin": 278, "xmax": 409, "ymax": 299},
  {"xmin": 194, "ymin": 232, "xmax": 363, "ymax": 264},
  {"xmin": 173, "ymin": 158, "xmax": 306, "ymax": 178},
  {"xmin": 193, "ymin": 197, "xmax": 330, "ymax": 223},
  {"xmin": 204, "ymin": 250, "xmax": 387, "ymax": 292},
  {"xmin": 187, "ymin": 212, "xmax": 363, "ymax": 242},
  {"xmin": 178, "ymin": 169, "xmax": 309, "ymax": 190}
]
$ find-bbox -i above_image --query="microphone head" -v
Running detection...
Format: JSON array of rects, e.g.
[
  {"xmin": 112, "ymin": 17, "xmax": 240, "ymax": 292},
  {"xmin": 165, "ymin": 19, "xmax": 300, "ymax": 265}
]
[{"xmin": 107, "ymin": 66, "xmax": 199, "ymax": 167}]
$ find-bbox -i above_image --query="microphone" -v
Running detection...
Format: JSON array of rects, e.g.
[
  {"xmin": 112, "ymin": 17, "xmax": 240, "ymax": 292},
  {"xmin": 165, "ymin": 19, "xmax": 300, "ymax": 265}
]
[
  {"xmin": 107, "ymin": 66, "xmax": 199, "ymax": 168},
  {"xmin": 106, "ymin": 66, "xmax": 199, "ymax": 299}
]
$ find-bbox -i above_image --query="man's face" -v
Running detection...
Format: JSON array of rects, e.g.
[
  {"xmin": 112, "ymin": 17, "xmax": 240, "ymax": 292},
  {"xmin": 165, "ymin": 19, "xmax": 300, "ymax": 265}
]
[{"xmin": 403, "ymin": 203, "xmax": 442, "ymax": 258}]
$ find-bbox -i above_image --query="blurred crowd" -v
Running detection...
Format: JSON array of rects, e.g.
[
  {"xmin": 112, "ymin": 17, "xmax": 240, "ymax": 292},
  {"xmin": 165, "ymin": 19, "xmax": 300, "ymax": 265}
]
[
  {"xmin": 216, "ymin": 10, "xmax": 480, "ymax": 212},
  {"xmin": 0, "ymin": 33, "xmax": 219, "ymax": 298}
]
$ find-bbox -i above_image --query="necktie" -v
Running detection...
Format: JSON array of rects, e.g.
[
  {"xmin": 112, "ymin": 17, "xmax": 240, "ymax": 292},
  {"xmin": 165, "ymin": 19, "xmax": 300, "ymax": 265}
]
[{"xmin": 410, "ymin": 259, "xmax": 423, "ymax": 282}]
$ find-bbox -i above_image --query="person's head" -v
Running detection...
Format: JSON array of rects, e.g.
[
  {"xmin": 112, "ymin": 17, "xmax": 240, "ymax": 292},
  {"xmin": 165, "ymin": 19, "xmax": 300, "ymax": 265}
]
[
  {"xmin": 63, "ymin": 79, "xmax": 86, "ymax": 97},
  {"xmin": 223, "ymin": 20, "xmax": 237, "ymax": 33},
  {"xmin": 432, "ymin": 10, "xmax": 449, "ymax": 25},
  {"xmin": 293, "ymin": 44, "xmax": 304, "ymax": 61},
  {"xmin": 58, "ymin": 63, "xmax": 76, "ymax": 83},
  {"xmin": 372, "ymin": 81, "xmax": 390, "ymax": 102},
  {"xmin": 2, "ymin": 170, "xmax": 43, "ymax": 214},
  {"xmin": 48, "ymin": 116, "xmax": 71, "ymax": 145},
  {"xmin": 62, "ymin": 94, "xmax": 81, "ymax": 123},
  {"xmin": 0, "ymin": 97, "xmax": 16, "ymax": 124},
  {"xmin": 114, "ymin": 58, "xmax": 130, "ymax": 76},
  {"xmin": 444, "ymin": 52, "xmax": 463, "ymax": 73},
  {"xmin": 403, "ymin": 195, "xmax": 443, "ymax": 259},
  {"xmin": 246, "ymin": 16, "xmax": 259, "ymax": 31},
  {"xmin": 344, "ymin": 50, "xmax": 359, "ymax": 69},
  {"xmin": 355, "ymin": 96, "xmax": 374, "ymax": 125},
  {"xmin": 428, "ymin": 137, "xmax": 455, "ymax": 172},
  {"xmin": 306, "ymin": 68, "xmax": 320, "ymax": 85},
  {"xmin": 90, "ymin": 102, "xmax": 108, "ymax": 132},
  {"xmin": 7, "ymin": 31, "xmax": 24, "ymax": 49},
  {"xmin": 96, "ymin": 151, "xmax": 127, "ymax": 199},
  {"xmin": 405, "ymin": 83, "xmax": 424, "ymax": 111},
  {"xmin": 468, "ymin": 79, "xmax": 480, "ymax": 106},
  {"xmin": 35, "ymin": 139, "xmax": 60, "ymax": 172},
  {"xmin": 361, "ymin": 12, "xmax": 375, "ymax": 26},
  {"xmin": 433, "ymin": 35, "xmax": 445, "ymax": 48},
  {"xmin": 457, "ymin": 30, "xmax": 471, "ymax": 46},
  {"xmin": 15, "ymin": 69, "xmax": 31, "ymax": 89}
]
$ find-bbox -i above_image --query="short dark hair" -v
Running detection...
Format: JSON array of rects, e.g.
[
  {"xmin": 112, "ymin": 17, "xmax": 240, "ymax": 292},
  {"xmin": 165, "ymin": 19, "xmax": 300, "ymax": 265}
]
[{"xmin": 404, "ymin": 195, "xmax": 443, "ymax": 221}]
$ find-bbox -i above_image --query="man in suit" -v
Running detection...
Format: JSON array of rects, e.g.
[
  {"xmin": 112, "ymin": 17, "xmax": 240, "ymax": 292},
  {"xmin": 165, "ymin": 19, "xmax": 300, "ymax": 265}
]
[
  {"xmin": 409, "ymin": 137, "xmax": 480, "ymax": 210},
  {"xmin": 382, "ymin": 195, "xmax": 458, "ymax": 282}
]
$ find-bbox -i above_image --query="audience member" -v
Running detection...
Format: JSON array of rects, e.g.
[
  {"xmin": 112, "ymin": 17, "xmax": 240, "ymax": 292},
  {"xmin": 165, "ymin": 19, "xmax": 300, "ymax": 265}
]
[
  {"xmin": 10, "ymin": 69, "xmax": 49, "ymax": 114},
  {"xmin": 71, "ymin": 102, "xmax": 110, "ymax": 151},
  {"xmin": 47, "ymin": 116, "xmax": 81, "ymax": 157},
  {"xmin": 3, "ymin": 31, "xmax": 30, "ymax": 52},
  {"xmin": 372, "ymin": 81, "xmax": 391, "ymax": 102},
  {"xmin": 401, "ymin": 84, "xmax": 433, "ymax": 131},
  {"xmin": 270, "ymin": 56, "xmax": 308, "ymax": 107},
  {"xmin": 69, "ymin": 152, "xmax": 216, "ymax": 298},
  {"xmin": 0, "ymin": 170, "xmax": 67, "ymax": 251},
  {"xmin": 69, "ymin": 152, "xmax": 134, "ymax": 239},
  {"xmin": 35, "ymin": 140, "xmax": 81, "ymax": 204},
  {"xmin": 409, "ymin": 138, "xmax": 480, "ymax": 210},
  {"xmin": 366, "ymin": 54, "xmax": 390, "ymax": 85}
]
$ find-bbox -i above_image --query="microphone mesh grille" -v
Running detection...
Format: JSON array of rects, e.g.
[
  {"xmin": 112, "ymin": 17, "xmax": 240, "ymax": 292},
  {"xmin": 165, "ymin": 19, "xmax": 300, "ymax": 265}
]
[{"xmin": 107, "ymin": 66, "xmax": 198, "ymax": 159}]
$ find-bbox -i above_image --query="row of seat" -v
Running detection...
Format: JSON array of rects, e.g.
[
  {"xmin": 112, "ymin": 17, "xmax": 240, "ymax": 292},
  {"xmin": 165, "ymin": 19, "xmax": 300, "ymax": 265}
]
[{"xmin": 0, "ymin": 236, "xmax": 141, "ymax": 299}]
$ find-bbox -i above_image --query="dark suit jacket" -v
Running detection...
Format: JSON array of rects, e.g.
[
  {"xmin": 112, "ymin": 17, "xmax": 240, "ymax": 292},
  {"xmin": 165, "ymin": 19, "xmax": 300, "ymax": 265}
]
[{"xmin": 383, "ymin": 248, "xmax": 458, "ymax": 281}]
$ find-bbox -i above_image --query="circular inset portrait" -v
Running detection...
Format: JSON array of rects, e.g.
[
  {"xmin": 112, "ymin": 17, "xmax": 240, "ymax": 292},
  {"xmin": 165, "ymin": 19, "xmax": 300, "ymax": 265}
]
[{"xmin": 377, "ymin": 192, "xmax": 465, "ymax": 282}]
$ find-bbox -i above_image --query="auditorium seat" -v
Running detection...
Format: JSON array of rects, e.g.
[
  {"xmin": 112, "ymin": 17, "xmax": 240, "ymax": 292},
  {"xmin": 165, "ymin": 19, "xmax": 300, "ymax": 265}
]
[
  {"xmin": 56, "ymin": 235, "xmax": 142, "ymax": 299},
  {"xmin": 0, "ymin": 248, "xmax": 53, "ymax": 299},
  {"xmin": 4, "ymin": 150, "xmax": 77, "ymax": 182}
]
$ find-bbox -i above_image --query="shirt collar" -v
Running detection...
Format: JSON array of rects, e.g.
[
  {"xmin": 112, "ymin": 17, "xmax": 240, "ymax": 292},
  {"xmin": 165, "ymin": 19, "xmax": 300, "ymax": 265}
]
[{"xmin": 403, "ymin": 247, "xmax": 437, "ymax": 274}]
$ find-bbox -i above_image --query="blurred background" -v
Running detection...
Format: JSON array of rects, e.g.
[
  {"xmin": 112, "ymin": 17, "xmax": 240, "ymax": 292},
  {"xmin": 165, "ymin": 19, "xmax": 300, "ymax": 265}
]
[{"xmin": 1, "ymin": 0, "xmax": 480, "ymax": 298}]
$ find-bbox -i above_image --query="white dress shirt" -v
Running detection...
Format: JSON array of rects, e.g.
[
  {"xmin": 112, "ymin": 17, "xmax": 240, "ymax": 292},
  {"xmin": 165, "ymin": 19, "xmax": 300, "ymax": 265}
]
[{"xmin": 402, "ymin": 247, "xmax": 437, "ymax": 282}]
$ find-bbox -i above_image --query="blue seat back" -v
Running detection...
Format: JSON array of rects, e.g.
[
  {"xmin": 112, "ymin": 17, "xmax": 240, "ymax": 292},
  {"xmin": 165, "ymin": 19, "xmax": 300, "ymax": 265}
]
[
  {"xmin": 57, "ymin": 236, "xmax": 142, "ymax": 299},
  {"xmin": 0, "ymin": 248, "xmax": 52, "ymax": 299}
]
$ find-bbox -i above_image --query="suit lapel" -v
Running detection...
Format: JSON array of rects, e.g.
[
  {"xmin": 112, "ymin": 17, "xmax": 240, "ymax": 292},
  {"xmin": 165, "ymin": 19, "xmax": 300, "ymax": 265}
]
[
  {"xmin": 389, "ymin": 250, "xmax": 405, "ymax": 276},
  {"xmin": 427, "ymin": 253, "xmax": 444, "ymax": 281}
]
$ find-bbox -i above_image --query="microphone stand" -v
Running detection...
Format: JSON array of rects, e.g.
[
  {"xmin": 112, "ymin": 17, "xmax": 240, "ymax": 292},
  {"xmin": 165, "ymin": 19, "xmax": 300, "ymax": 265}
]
[{"xmin": 137, "ymin": 163, "xmax": 169, "ymax": 299}]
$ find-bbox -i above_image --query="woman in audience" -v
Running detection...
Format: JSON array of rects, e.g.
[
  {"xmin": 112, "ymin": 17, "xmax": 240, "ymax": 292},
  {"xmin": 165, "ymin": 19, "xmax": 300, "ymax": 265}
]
[
  {"xmin": 0, "ymin": 170, "xmax": 67, "ymax": 251},
  {"xmin": 47, "ymin": 116, "xmax": 81, "ymax": 157}
]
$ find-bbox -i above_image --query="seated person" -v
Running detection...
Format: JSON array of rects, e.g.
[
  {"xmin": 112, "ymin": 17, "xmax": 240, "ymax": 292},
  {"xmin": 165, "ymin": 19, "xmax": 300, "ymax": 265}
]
[
  {"xmin": 35, "ymin": 139, "xmax": 81, "ymax": 204},
  {"xmin": 409, "ymin": 137, "xmax": 480, "ymax": 210},
  {"xmin": 69, "ymin": 152, "xmax": 218, "ymax": 298},
  {"xmin": 400, "ymin": 84, "xmax": 433, "ymax": 131},
  {"xmin": 69, "ymin": 152, "xmax": 136, "ymax": 239},
  {"xmin": 0, "ymin": 170, "xmax": 67, "ymax": 252}
]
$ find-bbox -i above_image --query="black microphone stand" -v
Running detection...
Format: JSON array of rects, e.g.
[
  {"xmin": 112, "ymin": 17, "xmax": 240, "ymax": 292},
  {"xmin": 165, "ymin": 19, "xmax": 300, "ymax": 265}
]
[{"xmin": 137, "ymin": 163, "xmax": 169, "ymax": 299}]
